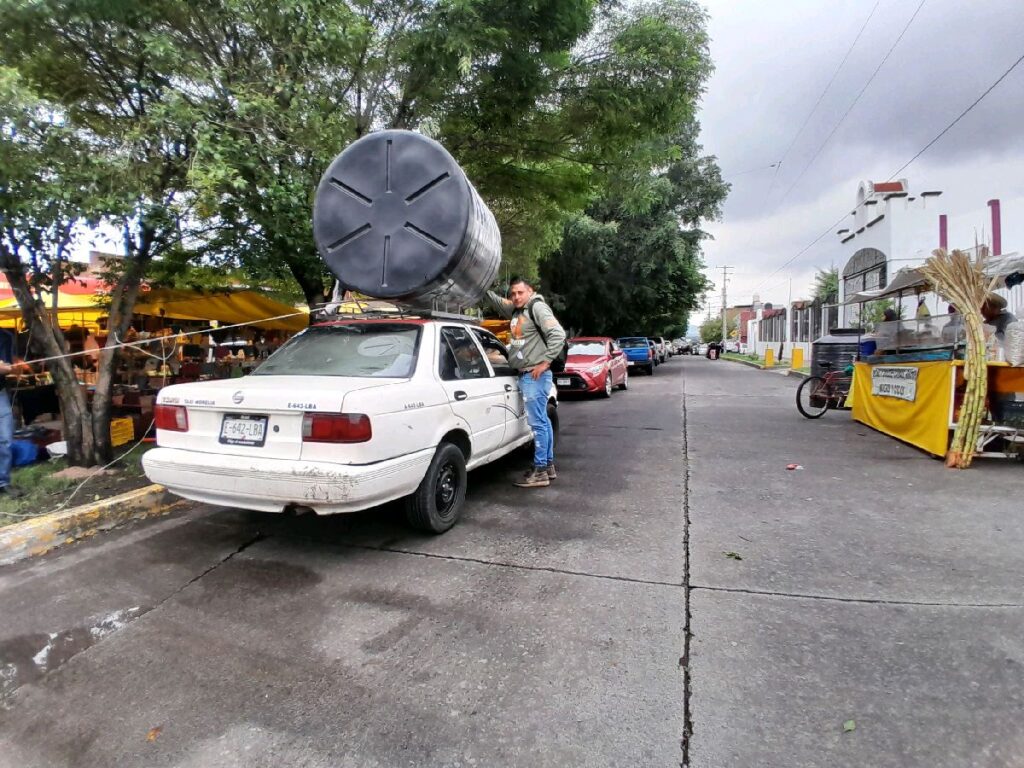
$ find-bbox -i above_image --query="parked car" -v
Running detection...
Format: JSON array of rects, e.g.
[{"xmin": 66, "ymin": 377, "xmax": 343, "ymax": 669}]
[
  {"xmin": 616, "ymin": 336, "xmax": 656, "ymax": 375},
  {"xmin": 697, "ymin": 343, "xmax": 709, "ymax": 356},
  {"xmin": 648, "ymin": 337, "xmax": 667, "ymax": 363},
  {"xmin": 143, "ymin": 314, "xmax": 558, "ymax": 534},
  {"xmin": 647, "ymin": 339, "xmax": 661, "ymax": 365},
  {"xmin": 556, "ymin": 337, "xmax": 629, "ymax": 397}
]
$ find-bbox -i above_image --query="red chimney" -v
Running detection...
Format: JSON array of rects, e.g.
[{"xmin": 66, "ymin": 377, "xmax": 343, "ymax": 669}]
[
  {"xmin": 939, "ymin": 214, "xmax": 948, "ymax": 250},
  {"xmin": 988, "ymin": 199, "xmax": 1001, "ymax": 256}
]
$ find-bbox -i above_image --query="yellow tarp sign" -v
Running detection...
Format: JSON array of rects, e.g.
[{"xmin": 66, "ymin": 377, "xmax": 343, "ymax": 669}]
[{"xmin": 852, "ymin": 361, "xmax": 951, "ymax": 457}]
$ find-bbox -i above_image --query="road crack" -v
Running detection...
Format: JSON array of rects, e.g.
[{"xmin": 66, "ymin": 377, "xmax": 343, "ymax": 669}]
[
  {"xmin": 690, "ymin": 584, "xmax": 1023, "ymax": 609},
  {"xmin": 680, "ymin": 368, "xmax": 693, "ymax": 767}
]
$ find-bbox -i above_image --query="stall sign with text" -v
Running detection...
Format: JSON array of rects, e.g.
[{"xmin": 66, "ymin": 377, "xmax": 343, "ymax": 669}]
[{"xmin": 871, "ymin": 366, "xmax": 918, "ymax": 402}]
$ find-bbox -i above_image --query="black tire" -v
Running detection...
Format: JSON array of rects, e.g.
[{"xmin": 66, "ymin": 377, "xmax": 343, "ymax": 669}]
[
  {"xmin": 405, "ymin": 442, "xmax": 467, "ymax": 534},
  {"xmin": 547, "ymin": 401, "xmax": 559, "ymax": 447},
  {"xmin": 601, "ymin": 370, "xmax": 613, "ymax": 398},
  {"xmin": 619, "ymin": 371, "xmax": 629, "ymax": 391},
  {"xmin": 646, "ymin": 363, "xmax": 655, "ymax": 375},
  {"xmin": 796, "ymin": 376, "xmax": 831, "ymax": 419}
]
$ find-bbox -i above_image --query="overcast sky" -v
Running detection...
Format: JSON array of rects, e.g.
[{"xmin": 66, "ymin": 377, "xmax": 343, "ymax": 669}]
[{"xmin": 696, "ymin": 0, "xmax": 1024, "ymax": 318}]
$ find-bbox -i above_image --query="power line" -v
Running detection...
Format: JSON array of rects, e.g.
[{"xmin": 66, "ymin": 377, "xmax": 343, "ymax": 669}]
[
  {"xmin": 724, "ymin": 162, "xmax": 780, "ymax": 178},
  {"xmin": 888, "ymin": 50, "xmax": 1024, "ymax": 180},
  {"xmin": 752, "ymin": 46, "xmax": 1024, "ymax": 298},
  {"xmin": 777, "ymin": 0, "xmax": 928, "ymax": 207},
  {"xmin": 763, "ymin": 0, "xmax": 881, "ymax": 206}
]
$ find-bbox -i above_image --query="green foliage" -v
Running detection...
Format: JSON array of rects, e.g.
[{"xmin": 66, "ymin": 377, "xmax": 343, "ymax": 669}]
[
  {"xmin": 813, "ymin": 266, "xmax": 839, "ymax": 303},
  {"xmin": 858, "ymin": 299, "xmax": 902, "ymax": 331},
  {"xmin": 700, "ymin": 315, "xmax": 737, "ymax": 344},
  {"xmin": 539, "ymin": 123, "xmax": 727, "ymax": 337}
]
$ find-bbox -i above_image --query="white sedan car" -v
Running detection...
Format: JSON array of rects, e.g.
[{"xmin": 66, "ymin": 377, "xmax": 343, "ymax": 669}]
[{"xmin": 143, "ymin": 316, "xmax": 557, "ymax": 533}]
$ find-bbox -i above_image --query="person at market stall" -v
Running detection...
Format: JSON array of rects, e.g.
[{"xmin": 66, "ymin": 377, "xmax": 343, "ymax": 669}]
[
  {"xmin": 982, "ymin": 294, "xmax": 1017, "ymax": 340},
  {"xmin": 941, "ymin": 304, "xmax": 964, "ymax": 344},
  {"xmin": 0, "ymin": 359, "xmax": 24, "ymax": 498}
]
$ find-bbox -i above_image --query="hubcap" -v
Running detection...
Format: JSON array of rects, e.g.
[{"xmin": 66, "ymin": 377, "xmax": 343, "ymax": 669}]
[{"xmin": 435, "ymin": 462, "xmax": 458, "ymax": 513}]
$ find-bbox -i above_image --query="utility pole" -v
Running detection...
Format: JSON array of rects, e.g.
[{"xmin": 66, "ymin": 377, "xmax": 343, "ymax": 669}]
[{"xmin": 720, "ymin": 265, "xmax": 733, "ymax": 348}]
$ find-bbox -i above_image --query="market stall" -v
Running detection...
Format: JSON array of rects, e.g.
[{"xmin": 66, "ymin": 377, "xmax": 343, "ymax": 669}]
[
  {"xmin": 846, "ymin": 253, "xmax": 1024, "ymax": 459},
  {"xmin": 852, "ymin": 358, "xmax": 1024, "ymax": 458}
]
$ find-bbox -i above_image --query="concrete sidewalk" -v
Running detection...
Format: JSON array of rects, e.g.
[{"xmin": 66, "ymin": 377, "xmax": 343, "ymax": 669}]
[{"xmin": 683, "ymin": 358, "xmax": 1024, "ymax": 767}]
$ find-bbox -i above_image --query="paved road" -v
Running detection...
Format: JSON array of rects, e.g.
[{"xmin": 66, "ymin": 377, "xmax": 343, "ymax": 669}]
[
  {"xmin": 0, "ymin": 360, "xmax": 688, "ymax": 767},
  {"xmin": 3, "ymin": 357, "xmax": 1024, "ymax": 767}
]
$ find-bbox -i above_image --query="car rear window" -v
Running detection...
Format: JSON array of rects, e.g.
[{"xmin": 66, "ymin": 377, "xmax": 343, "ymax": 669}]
[
  {"xmin": 253, "ymin": 324, "xmax": 421, "ymax": 378},
  {"xmin": 617, "ymin": 337, "xmax": 647, "ymax": 347}
]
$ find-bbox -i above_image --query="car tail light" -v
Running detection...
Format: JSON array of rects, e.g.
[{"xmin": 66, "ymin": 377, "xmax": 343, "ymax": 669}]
[
  {"xmin": 302, "ymin": 413, "xmax": 372, "ymax": 443},
  {"xmin": 154, "ymin": 404, "xmax": 189, "ymax": 432}
]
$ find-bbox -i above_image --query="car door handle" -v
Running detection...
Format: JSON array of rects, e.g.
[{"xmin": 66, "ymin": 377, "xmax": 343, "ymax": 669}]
[
  {"xmin": 504, "ymin": 384, "xmax": 513, "ymax": 392},
  {"xmin": 454, "ymin": 391, "xmax": 468, "ymax": 401}
]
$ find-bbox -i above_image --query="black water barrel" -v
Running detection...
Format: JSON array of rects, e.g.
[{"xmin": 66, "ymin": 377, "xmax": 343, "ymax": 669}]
[
  {"xmin": 313, "ymin": 130, "xmax": 501, "ymax": 307},
  {"xmin": 810, "ymin": 328, "xmax": 862, "ymax": 398}
]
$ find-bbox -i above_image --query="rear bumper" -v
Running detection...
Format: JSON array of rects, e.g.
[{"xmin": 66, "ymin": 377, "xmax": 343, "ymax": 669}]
[{"xmin": 142, "ymin": 446, "xmax": 434, "ymax": 515}]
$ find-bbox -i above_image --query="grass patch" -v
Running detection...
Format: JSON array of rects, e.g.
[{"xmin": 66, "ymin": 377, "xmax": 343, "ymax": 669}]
[{"xmin": 0, "ymin": 443, "xmax": 154, "ymax": 528}]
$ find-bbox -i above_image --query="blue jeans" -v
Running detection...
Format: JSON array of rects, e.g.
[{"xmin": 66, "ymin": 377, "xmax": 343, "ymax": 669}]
[
  {"xmin": 520, "ymin": 370, "xmax": 554, "ymax": 468},
  {"xmin": 0, "ymin": 389, "xmax": 12, "ymax": 488}
]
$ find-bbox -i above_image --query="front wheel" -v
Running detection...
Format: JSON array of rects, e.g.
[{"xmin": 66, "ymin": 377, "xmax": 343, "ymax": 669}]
[
  {"xmin": 405, "ymin": 442, "xmax": 467, "ymax": 533},
  {"xmin": 796, "ymin": 376, "xmax": 831, "ymax": 419}
]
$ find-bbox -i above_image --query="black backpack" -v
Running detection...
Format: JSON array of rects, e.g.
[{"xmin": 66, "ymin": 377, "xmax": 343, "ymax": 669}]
[{"xmin": 526, "ymin": 299, "xmax": 568, "ymax": 373}]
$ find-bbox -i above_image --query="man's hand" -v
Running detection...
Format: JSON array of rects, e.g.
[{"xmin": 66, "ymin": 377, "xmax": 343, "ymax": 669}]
[
  {"xmin": 530, "ymin": 360, "xmax": 550, "ymax": 380},
  {"xmin": 0, "ymin": 362, "xmax": 11, "ymax": 376}
]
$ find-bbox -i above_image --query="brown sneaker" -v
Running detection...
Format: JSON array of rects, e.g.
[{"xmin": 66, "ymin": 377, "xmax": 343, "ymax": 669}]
[
  {"xmin": 545, "ymin": 463, "xmax": 557, "ymax": 480},
  {"xmin": 514, "ymin": 468, "xmax": 550, "ymax": 488}
]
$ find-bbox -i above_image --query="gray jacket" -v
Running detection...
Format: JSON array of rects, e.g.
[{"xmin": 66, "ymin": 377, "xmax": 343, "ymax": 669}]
[{"xmin": 486, "ymin": 291, "xmax": 566, "ymax": 371}]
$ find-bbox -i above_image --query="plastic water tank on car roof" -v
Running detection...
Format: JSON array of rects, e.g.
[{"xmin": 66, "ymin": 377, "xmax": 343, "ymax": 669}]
[{"xmin": 313, "ymin": 129, "xmax": 501, "ymax": 308}]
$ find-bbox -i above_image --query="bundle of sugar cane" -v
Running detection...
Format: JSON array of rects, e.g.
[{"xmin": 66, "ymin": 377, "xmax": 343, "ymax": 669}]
[{"xmin": 919, "ymin": 247, "xmax": 999, "ymax": 468}]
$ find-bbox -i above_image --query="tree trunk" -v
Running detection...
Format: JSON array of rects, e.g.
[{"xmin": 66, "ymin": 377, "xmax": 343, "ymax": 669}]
[{"xmin": 0, "ymin": 261, "xmax": 98, "ymax": 466}]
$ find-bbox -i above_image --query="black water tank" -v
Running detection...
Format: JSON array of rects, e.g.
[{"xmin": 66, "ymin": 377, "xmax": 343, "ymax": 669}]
[
  {"xmin": 313, "ymin": 130, "xmax": 501, "ymax": 307},
  {"xmin": 810, "ymin": 328, "xmax": 863, "ymax": 401}
]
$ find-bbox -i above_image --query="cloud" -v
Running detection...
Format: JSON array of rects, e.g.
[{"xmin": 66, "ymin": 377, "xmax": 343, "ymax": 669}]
[{"xmin": 697, "ymin": 0, "xmax": 1024, "ymax": 307}]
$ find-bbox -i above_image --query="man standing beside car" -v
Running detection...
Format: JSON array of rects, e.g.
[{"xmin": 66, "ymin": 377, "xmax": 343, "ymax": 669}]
[{"xmin": 487, "ymin": 277, "xmax": 566, "ymax": 488}]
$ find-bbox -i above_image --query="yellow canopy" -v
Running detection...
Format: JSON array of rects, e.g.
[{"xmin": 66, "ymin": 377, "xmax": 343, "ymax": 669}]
[
  {"xmin": 132, "ymin": 288, "xmax": 307, "ymax": 332},
  {"xmin": 0, "ymin": 287, "xmax": 308, "ymax": 333}
]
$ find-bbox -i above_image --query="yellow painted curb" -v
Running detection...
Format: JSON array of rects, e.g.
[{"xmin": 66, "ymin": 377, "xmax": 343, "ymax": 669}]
[{"xmin": 0, "ymin": 485, "xmax": 187, "ymax": 567}]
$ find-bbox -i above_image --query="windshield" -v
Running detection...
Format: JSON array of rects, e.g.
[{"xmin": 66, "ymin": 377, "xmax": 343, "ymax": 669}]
[
  {"xmin": 569, "ymin": 342, "xmax": 605, "ymax": 356},
  {"xmin": 617, "ymin": 337, "xmax": 647, "ymax": 348},
  {"xmin": 253, "ymin": 324, "xmax": 421, "ymax": 378}
]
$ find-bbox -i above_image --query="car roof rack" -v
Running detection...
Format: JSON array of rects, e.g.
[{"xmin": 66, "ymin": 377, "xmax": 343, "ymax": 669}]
[{"xmin": 310, "ymin": 297, "xmax": 482, "ymax": 325}]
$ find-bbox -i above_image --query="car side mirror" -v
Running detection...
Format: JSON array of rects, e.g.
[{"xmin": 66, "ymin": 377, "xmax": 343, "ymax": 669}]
[{"xmin": 612, "ymin": 350, "xmax": 624, "ymax": 357}]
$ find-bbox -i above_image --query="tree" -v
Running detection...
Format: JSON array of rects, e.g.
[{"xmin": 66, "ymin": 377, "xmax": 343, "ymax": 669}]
[
  {"xmin": 539, "ymin": 123, "xmax": 728, "ymax": 337},
  {"xmin": 700, "ymin": 315, "xmax": 737, "ymax": 344},
  {"xmin": 813, "ymin": 266, "xmax": 839, "ymax": 303},
  {"xmin": 1, "ymin": 1, "xmax": 205, "ymax": 464},
  {"xmin": 173, "ymin": 0, "xmax": 716, "ymax": 299}
]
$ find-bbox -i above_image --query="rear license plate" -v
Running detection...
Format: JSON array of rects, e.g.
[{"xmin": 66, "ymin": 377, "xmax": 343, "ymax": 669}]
[
  {"xmin": 220, "ymin": 414, "xmax": 268, "ymax": 447},
  {"xmin": 556, "ymin": 378, "xmax": 571, "ymax": 387},
  {"xmin": 627, "ymin": 360, "xmax": 635, "ymax": 366}
]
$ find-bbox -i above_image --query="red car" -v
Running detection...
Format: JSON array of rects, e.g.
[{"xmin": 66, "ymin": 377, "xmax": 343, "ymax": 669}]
[{"xmin": 555, "ymin": 337, "xmax": 630, "ymax": 397}]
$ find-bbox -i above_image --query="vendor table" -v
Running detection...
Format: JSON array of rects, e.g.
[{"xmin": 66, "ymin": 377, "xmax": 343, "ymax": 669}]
[{"xmin": 852, "ymin": 358, "xmax": 1024, "ymax": 459}]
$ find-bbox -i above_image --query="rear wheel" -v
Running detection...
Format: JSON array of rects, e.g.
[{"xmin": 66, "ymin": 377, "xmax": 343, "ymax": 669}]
[
  {"xmin": 405, "ymin": 442, "xmax": 466, "ymax": 533},
  {"xmin": 796, "ymin": 376, "xmax": 831, "ymax": 419},
  {"xmin": 601, "ymin": 370, "xmax": 613, "ymax": 398},
  {"xmin": 547, "ymin": 401, "xmax": 559, "ymax": 446},
  {"xmin": 646, "ymin": 363, "xmax": 655, "ymax": 375},
  {"xmin": 619, "ymin": 371, "xmax": 629, "ymax": 390}
]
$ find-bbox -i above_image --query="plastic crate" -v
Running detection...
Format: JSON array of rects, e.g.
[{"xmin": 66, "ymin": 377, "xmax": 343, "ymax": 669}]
[{"xmin": 110, "ymin": 417, "xmax": 135, "ymax": 447}]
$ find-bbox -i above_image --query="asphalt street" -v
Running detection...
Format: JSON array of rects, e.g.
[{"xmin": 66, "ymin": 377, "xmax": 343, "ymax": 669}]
[{"xmin": 2, "ymin": 357, "xmax": 1024, "ymax": 767}]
